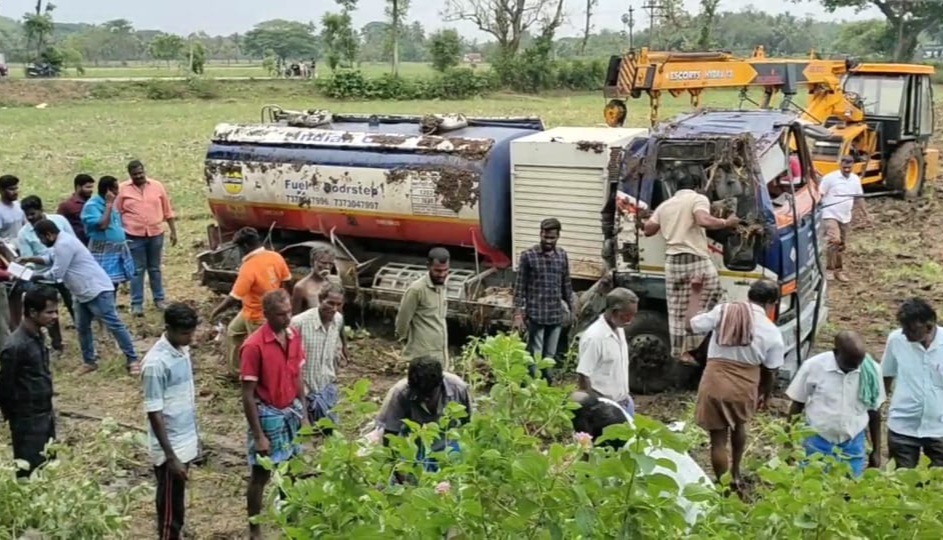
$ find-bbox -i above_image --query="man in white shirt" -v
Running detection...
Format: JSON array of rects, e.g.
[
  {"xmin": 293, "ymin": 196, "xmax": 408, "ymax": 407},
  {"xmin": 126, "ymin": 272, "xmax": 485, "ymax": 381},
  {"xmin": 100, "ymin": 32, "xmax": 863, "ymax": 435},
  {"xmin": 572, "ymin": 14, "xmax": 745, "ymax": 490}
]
[
  {"xmin": 576, "ymin": 288, "xmax": 638, "ymax": 415},
  {"xmin": 786, "ymin": 331, "xmax": 885, "ymax": 477},
  {"xmin": 819, "ymin": 156, "xmax": 872, "ymax": 282}
]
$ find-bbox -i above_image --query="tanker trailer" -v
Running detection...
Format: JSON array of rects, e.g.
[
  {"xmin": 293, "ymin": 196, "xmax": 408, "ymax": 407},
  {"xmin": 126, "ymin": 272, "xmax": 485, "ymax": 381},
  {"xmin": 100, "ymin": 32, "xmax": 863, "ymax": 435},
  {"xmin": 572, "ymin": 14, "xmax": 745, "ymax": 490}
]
[{"xmin": 197, "ymin": 106, "xmax": 545, "ymax": 327}]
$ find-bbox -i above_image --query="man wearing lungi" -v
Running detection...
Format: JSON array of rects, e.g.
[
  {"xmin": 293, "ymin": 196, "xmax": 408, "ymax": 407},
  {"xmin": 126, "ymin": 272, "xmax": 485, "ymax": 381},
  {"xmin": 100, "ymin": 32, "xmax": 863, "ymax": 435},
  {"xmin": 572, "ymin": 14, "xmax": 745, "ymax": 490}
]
[
  {"xmin": 643, "ymin": 173, "xmax": 740, "ymax": 364},
  {"xmin": 688, "ymin": 278, "xmax": 784, "ymax": 490},
  {"xmin": 240, "ymin": 289, "xmax": 308, "ymax": 540},
  {"xmin": 291, "ymin": 282, "xmax": 347, "ymax": 430},
  {"xmin": 787, "ymin": 331, "xmax": 884, "ymax": 477}
]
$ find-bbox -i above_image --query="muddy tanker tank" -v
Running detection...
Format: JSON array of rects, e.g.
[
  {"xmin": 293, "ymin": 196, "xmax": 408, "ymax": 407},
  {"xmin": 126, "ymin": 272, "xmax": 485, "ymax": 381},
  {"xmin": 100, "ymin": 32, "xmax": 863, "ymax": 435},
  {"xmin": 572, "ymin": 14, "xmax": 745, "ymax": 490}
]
[{"xmin": 203, "ymin": 109, "xmax": 545, "ymax": 265}]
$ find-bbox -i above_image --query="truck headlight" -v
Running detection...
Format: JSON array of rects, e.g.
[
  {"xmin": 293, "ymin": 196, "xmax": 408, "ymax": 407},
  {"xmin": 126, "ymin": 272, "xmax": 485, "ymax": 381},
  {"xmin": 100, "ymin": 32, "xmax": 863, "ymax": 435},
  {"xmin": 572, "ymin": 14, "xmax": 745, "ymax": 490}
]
[{"xmin": 779, "ymin": 295, "xmax": 793, "ymax": 315}]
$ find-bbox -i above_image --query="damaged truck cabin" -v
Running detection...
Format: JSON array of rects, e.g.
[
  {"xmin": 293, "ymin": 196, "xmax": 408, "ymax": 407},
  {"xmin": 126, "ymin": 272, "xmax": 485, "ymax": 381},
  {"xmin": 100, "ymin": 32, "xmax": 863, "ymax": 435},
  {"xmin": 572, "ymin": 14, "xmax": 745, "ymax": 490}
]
[
  {"xmin": 608, "ymin": 110, "xmax": 828, "ymax": 393},
  {"xmin": 197, "ymin": 106, "xmax": 648, "ymax": 327}
]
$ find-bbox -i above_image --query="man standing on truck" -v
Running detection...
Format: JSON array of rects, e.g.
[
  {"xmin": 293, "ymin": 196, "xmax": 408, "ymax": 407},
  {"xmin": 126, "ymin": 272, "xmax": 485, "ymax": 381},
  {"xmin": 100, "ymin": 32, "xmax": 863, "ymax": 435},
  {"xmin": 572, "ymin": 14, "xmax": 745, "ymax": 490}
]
[
  {"xmin": 576, "ymin": 288, "xmax": 638, "ymax": 416},
  {"xmin": 117, "ymin": 160, "xmax": 177, "ymax": 316},
  {"xmin": 688, "ymin": 277, "xmax": 784, "ymax": 491},
  {"xmin": 395, "ymin": 247, "xmax": 450, "ymax": 369},
  {"xmin": 210, "ymin": 227, "xmax": 292, "ymax": 375},
  {"xmin": 57, "ymin": 174, "xmax": 95, "ymax": 245},
  {"xmin": 513, "ymin": 218, "xmax": 575, "ymax": 383},
  {"xmin": 642, "ymin": 174, "xmax": 739, "ymax": 364},
  {"xmin": 291, "ymin": 246, "xmax": 337, "ymax": 314},
  {"xmin": 819, "ymin": 156, "xmax": 872, "ymax": 283}
]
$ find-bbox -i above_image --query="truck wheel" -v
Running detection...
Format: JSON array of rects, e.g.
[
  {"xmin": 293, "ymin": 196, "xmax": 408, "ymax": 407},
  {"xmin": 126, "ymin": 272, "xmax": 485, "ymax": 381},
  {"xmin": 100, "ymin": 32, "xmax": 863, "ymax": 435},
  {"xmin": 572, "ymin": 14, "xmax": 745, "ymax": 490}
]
[
  {"xmin": 626, "ymin": 310, "xmax": 675, "ymax": 395},
  {"xmin": 887, "ymin": 142, "xmax": 925, "ymax": 200}
]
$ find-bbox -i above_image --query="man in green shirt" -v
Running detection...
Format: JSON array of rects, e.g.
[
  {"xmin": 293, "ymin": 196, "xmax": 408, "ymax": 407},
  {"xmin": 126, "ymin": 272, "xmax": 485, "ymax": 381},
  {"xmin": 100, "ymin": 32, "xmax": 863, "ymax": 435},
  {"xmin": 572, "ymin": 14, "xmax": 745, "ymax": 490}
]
[{"xmin": 395, "ymin": 248, "xmax": 450, "ymax": 368}]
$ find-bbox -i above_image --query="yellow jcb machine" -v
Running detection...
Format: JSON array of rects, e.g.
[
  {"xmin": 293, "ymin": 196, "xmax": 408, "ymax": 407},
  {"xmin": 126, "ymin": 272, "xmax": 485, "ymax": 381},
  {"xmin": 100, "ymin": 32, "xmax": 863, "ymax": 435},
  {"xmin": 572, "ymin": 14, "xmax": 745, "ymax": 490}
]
[{"xmin": 603, "ymin": 46, "xmax": 939, "ymax": 199}]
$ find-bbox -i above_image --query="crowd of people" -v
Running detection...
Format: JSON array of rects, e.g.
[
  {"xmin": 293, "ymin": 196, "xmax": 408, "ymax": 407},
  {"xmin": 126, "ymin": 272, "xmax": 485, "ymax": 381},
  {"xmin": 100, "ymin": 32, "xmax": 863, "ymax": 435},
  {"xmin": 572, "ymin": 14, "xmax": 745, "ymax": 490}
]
[{"xmin": 0, "ymin": 154, "xmax": 941, "ymax": 540}]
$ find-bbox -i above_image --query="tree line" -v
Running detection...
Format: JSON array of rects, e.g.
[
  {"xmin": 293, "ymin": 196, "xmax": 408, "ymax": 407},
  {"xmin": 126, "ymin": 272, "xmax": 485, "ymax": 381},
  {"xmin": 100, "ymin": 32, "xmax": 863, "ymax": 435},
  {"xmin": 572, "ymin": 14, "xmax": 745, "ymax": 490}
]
[{"xmin": 1, "ymin": 0, "xmax": 942, "ymax": 74}]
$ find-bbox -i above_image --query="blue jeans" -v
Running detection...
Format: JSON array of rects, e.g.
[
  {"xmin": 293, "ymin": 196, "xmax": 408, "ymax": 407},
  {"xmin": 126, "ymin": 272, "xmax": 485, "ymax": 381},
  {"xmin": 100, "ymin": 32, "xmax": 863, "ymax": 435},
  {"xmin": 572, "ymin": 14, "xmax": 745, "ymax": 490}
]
[
  {"xmin": 803, "ymin": 431, "xmax": 867, "ymax": 478},
  {"xmin": 75, "ymin": 291, "xmax": 138, "ymax": 366},
  {"xmin": 527, "ymin": 323, "xmax": 562, "ymax": 383},
  {"xmin": 128, "ymin": 234, "xmax": 165, "ymax": 308}
]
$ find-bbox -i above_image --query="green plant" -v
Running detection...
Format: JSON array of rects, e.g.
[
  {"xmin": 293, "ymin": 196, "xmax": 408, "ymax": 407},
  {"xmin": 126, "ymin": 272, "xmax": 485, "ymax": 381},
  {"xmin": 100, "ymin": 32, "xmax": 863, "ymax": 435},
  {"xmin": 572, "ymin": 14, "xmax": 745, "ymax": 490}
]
[
  {"xmin": 143, "ymin": 80, "xmax": 187, "ymax": 100},
  {"xmin": 428, "ymin": 29, "xmax": 462, "ymax": 72}
]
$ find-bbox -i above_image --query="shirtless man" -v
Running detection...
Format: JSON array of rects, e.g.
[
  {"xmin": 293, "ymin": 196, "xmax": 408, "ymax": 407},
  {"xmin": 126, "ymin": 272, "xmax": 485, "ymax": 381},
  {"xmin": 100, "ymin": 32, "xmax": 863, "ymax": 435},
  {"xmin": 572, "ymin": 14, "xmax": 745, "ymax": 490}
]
[{"xmin": 291, "ymin": 246, "xmax": 336, "ymax": 314}]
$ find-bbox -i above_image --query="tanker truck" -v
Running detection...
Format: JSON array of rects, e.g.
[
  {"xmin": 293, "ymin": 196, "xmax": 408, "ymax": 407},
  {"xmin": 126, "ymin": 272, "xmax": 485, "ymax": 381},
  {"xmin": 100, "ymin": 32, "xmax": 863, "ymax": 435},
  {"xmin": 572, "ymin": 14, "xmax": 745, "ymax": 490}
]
[{"xmin": 196, "ymin": 105, "xmax": 827, "ymax": 393}]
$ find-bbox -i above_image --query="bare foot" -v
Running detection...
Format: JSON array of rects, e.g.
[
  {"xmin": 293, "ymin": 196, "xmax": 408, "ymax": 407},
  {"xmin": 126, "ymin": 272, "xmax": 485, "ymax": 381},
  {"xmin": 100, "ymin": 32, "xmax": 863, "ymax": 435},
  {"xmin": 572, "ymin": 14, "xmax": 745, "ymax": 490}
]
[{"xmin": 835, "ymin": 271, "xmax": 850, "ymax": 283}]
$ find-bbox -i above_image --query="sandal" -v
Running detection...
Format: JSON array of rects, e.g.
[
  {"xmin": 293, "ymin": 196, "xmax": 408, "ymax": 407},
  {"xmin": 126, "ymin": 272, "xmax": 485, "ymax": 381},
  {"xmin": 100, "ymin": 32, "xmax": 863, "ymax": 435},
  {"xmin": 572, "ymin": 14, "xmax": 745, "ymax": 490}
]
[{"xmin": 127, "ymin": 362, "xmax": 142, "ymax": 376}]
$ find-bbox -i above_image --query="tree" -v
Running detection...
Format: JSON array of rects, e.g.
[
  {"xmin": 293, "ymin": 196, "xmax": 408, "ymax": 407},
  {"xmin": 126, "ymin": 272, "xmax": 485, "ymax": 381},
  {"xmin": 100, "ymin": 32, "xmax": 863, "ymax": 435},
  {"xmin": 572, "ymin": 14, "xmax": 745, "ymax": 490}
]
[
  {"xmin": 696, "ymin": 0, "xmax": 721, "ymax": 49},
  {"xmin": 806, "ymin": 0, "xmax": 943, "ymax": 61},
  {"xmin": 186, "ymin": 40, "xmax": 206, "ymax": 74},
  {"xmin": 242, "ymin": 20, "xmax": 319, "ymax": 63},
  {"xmin": 148, "ymin": 34, "xmax": 185, "ymax": 67},
  {"xmin": 581, "ymin": 0, "xmax": 598, "ymax": 56},
  {"xmin": 443, "ymin": 0, "xmax": 568, "ymax": 56},
  {"xmin": 428, "ymin": 28, "xmax": 462, "ymax": 71},
  {"xmin": 22, "ymin": 0, "xmax": 55, "ymax": 61},
  {"xmin": 386, "ymin": 0, "xmax": 410, "ymax": 76}
]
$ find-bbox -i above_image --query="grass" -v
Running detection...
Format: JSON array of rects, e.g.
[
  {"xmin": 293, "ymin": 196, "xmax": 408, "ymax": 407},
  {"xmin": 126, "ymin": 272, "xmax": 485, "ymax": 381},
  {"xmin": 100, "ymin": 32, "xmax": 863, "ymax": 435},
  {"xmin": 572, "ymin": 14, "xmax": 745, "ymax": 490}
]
[
  {"xmin": 2, "ymin": 61, "xmax": 442, "ymax": 79},
  {"xmin": 0, "ymin": 82, "xmax": 941, "ymax": 537}
]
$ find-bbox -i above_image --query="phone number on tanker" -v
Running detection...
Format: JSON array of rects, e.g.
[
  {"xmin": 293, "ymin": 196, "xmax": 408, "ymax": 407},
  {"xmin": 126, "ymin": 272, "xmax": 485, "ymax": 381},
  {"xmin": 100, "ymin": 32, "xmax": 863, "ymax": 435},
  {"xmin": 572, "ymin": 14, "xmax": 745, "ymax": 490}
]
[{"xmin": 286, "ymin": 194, "xmax": 380, "ymax": 210}]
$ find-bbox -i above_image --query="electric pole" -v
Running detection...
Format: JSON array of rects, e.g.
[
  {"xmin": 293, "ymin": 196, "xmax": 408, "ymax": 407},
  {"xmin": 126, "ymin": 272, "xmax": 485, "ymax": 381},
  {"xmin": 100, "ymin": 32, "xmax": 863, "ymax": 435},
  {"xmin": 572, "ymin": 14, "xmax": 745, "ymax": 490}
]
[{"xmin": 641, "ymin": 0, "xmax": 664, "ymax": 49}]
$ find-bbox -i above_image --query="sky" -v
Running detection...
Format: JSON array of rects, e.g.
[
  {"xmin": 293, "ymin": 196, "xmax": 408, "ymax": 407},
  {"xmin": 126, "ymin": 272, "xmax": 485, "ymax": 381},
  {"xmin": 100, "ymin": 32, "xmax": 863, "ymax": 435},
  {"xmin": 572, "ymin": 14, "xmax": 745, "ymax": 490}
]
[{"xmin": 1, "ymin": 0, "xmax": 883, "ymax": 40}]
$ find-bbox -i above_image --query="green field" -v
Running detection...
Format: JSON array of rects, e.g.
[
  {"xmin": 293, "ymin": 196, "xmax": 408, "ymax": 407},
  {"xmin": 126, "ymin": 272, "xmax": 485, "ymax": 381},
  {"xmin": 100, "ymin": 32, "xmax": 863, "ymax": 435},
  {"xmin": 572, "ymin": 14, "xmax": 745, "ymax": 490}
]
[{"xmin": 1, "ymin": 82, "xmax": 942, "ymax": 537}]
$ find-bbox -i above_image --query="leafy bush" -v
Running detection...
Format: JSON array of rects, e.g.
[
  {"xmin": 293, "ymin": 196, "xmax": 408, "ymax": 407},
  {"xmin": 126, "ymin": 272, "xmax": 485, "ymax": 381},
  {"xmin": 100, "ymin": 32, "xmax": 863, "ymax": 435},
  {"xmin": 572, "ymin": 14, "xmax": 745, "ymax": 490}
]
[
  {"xmin": 316, "ymin": 68, "xmax": 497, "ymax": 101},
  {"xmin": 0, "ymin": 419, "xmax": 145, "ymax": 538},
  {"xmin": 143, "ymin": 80, "xmax": 187, "ymax": 100},
  {"xmin": 187, "ymin": 77, "xmax": 221, "ymax": 100},
  {"xmin": 428, "ymin": 29, "xmax": 463, "ymax": 72}
]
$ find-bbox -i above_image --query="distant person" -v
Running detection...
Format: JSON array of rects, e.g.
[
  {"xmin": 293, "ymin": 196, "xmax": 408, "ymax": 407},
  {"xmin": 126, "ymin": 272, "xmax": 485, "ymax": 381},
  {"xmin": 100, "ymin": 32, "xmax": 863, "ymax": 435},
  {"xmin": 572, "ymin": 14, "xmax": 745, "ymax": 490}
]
[
  {"xmin": 882, "ymin": 298, "xmax": 943, "ymax": 468},
  {"xmin": 17, "ymin": 195, "xmax": 76, "ymax": 354},
  {"xmin": 142, "ymin": 303, "xmax": 201, "ymax": 540},
  {"xmin": 80, "ymin": 176, "xmax": 135, "ymax": 288},
  {"xmin": 642, "ymin": 172, "xmax": 739, "ymax": 364},
  {"xmin": 27, "ymin": 219, "xmax": 139, "ymax": 375},
  {"xmin": 240, "ymin": 289, "xmax": 307, "ymax": 540},
  {"xmin": 291, "ymin": 282, "xmax": 347, "ymax": 427},
  {"xmin": 512, "ymin": 218, "xmax": 575, "ymax": 383},
  {"xmin": 291, "ymin": 245, "xmax": 337, "ymax": 314},
  {"xmin": 0, "ymin": 285, "xmax": 59, "ymax": 477},
  {"xmin": 117, "ymin": 159, "xmax": 177, "ymax": 316},
  {"xmin": 57, "ymin": 173, "xmax": 95, "ymax": 245},
  {"xmin": 688, "ymin": 277, "xmax": 784, "ymax": 491},
  {"xmin": 0, "ymin": 174, "xmax": 25, "ymax": 241},
  {"xmin": 209, "ymin": 227, "xmax": 291, "ymax": 375},
  {"xmin": 395, "ymin": 247, "xmax": 450, "ymax": 369},
  {"xmin": 576, "ymin": 288, "xmax": 638, "ymax": 415},
  {"xmin": 787, "ymin": 331, "xmax": 884, "ymax": 477},
  {"xmin": 819, "ymin": 155, "xmax": 872, "ymax": 283}
]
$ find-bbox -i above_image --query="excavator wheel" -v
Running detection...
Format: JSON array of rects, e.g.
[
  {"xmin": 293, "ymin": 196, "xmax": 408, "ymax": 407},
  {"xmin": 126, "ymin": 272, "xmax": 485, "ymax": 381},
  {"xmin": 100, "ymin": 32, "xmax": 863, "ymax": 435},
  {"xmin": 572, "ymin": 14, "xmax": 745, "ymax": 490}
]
[
  {"xmin": 604, "ymin": 99, "xmax": 628, "ymax": 128},
  {"xmin": 886, "ymin": 142, "xmax": 925, "ymax": 200}
]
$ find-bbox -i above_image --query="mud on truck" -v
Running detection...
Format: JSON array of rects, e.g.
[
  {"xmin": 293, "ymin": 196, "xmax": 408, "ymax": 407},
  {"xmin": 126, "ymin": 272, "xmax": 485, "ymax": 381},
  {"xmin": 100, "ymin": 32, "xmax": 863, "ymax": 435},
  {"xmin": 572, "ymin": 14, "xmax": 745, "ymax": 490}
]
[{"xmin": 196, "ymin": 106, "xmax": 827, "ymax": 393}]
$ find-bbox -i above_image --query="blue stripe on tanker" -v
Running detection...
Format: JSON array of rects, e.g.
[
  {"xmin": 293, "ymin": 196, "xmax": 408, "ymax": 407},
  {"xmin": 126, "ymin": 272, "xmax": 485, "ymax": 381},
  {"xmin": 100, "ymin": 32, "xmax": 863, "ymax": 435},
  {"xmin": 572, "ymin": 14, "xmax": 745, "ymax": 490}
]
[{"xmin": 206, "ymin": 121, "xmax": 543, "ymax": 256}]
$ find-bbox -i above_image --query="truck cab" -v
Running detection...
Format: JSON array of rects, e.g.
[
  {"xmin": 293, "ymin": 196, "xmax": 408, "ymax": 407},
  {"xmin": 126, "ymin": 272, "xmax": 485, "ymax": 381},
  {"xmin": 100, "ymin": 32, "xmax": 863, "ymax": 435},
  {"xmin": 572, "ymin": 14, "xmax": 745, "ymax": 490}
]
[{"xmin": 600, "ymin": 110, "xmax": 828, "ymax": 393}]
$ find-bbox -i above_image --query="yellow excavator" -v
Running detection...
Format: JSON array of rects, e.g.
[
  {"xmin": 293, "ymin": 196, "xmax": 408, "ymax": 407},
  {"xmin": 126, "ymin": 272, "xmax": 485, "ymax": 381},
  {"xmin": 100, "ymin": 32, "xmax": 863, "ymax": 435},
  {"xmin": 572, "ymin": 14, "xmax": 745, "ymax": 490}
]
[{"xmin": 603, "ymin": 46, "xmax": 939, "ymax": 199}]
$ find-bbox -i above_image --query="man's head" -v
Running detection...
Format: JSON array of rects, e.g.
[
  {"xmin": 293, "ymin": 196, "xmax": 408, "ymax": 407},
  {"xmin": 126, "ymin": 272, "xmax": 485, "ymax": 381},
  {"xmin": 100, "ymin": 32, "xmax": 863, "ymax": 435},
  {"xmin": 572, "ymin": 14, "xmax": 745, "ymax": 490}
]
[
  {"xmin": 569, "ymin": 391, "xmax": 630, "ymax": 450},
  {"xmin": 675, "ymin": 171, "xmax": 700, "ymax": 192},
  {"xmin": 33, "ymin": 219, "xmax": 60, "ymax": 248},
  {"xmin": 833, "ymin": 330, "xmax": 867, "ymax": 373},
  {"xmin": 539, "ymin": 218, "xmax": 561, "ymax": 252},
  {"xmin": 164, "ymin": 303, "xmax": 200, "ymax": 348},
  {"xmin": 0, "ymin": 174, "xmax": 20, "ymax": 202},
  {"xmin": 128, "ymin": 159, "xmax": 147, "ymax": 185},
  {"xmin": 747, "ymin": 278, "xmax": 780, "ymax": 309},
  {"xmin": 605, "ymin": 287, "xmax": 638, "ymax": 328},
  {"xmin": 98, "ymin": 176, "xmax": 119, "ymax": 198},
  {"xmin": 20, "ymin": 195, "xmax": 45, "ymax": 225},
  {"xmin": 839, "ymin": 156, "xmax": 853, "ymax": 178},
  {"xmin": 310, "ymin": 246, "xmax": 336, "ymax": 277},
  {"xmin": 427, "ymin": 247, "xmax": 450, "ymax": 285},
  {"xmin": 262, "ymin": 289, "xmax": 293, "ymax": 332},
  {"xmin": 897, "ymin": 297, "xmax": 937, "ymax": 344},
  {"xmin": 233, "ymin": 227, "xmax": 262, "ymax": 256},
  {"xmin": 407, "ymin": 356, "xmax": 444, "ymax": 400},
  {"xmin": 23, "ymin": 284, "xmax": 58, "ymax": 328},
  {"xmin": 318, "ymin": 282, "xmax": 345, "ymax": 321},
  {"xmin": 74, "ymin": 174, "xmax": 95, "ymax": 200}
]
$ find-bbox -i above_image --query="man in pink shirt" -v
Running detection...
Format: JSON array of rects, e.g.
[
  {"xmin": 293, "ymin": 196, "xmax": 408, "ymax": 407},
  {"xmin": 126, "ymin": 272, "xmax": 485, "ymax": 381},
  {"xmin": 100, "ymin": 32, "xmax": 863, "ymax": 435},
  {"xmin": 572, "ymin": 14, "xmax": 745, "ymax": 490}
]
[{"xmin": 116, "ymin": 160, "xmax": 178, "ymax": 317}]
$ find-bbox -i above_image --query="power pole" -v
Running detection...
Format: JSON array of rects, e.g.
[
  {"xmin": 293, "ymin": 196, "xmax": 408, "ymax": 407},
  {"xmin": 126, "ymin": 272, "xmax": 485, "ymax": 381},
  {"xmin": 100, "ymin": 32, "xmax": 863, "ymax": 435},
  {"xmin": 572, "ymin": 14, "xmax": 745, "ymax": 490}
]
[{"xmin": 641, "ymin": 0, "xmax": 664, "ymax": 49}]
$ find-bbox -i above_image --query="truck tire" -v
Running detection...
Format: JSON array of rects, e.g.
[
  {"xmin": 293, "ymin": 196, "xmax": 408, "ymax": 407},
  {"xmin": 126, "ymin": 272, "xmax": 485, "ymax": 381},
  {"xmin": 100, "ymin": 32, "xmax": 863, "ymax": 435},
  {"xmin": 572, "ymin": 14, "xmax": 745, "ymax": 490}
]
[
  {"xmin": 626, "ymin": 310, "xmax": 675, "ymax": 395},
  {"xmin": 886, "ymin": 142, "xmax": 925, "ymax": 200}
]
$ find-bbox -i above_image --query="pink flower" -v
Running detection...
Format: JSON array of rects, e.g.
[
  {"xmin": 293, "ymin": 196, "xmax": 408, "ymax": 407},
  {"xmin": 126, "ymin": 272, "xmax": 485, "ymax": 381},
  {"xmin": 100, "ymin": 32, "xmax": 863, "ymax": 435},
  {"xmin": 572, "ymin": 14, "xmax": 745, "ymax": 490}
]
[
  {"xmin": 573, "ymin": 431, "xmax": 593, "ymax": 450},
  {"xmin": 435, "ymin": 481, "xmax": 452, "ymax": 495}
]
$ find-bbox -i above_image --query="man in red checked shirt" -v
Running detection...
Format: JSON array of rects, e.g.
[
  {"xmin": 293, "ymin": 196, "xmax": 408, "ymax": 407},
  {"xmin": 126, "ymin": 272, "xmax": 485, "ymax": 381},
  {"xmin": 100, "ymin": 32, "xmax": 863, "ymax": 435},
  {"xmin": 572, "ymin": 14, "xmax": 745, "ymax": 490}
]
[{"xmin": 239, "ymin": 289, "xmax": 308, "ymax": 540}]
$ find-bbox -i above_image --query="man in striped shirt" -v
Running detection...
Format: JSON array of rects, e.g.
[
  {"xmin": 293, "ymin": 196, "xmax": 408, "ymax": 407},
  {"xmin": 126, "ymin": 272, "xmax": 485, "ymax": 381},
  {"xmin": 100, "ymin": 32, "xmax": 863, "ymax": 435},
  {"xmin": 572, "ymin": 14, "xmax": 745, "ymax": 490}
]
[
  {"xmin": 291, "ymin": 282, "xmax": 347, "ymax": 428},
  {"xmin": 141, "ymin": 304, "xmax": 200, "ymax": 540}
]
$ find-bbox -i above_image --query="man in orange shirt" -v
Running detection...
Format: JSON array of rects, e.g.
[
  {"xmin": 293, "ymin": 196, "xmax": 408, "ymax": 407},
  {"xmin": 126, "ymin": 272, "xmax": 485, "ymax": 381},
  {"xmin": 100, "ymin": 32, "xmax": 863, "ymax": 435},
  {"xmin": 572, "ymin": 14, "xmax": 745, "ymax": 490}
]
[
  {"xmin": 209, "ymin": 228, "xmax": 292, "ymax": 375},
  {"xmin": 116, "ymin": 160, "xmax": 177, "ymax": 317}
]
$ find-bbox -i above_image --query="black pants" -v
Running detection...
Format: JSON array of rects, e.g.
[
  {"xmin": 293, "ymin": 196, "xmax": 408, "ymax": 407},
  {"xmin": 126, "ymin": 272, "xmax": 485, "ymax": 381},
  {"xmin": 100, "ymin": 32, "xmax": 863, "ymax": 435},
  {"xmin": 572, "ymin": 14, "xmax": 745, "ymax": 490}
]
[
  {"xmin": 155, "ymin": 461, "xmax": 189, "ymax": 540},
  {"xmin": 887, "ymin": 430, "xmax": 943, "ymax": 468},
  {"xmin": 9, "ymin": 412, "xmax": 56, "ymax": 478}
]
